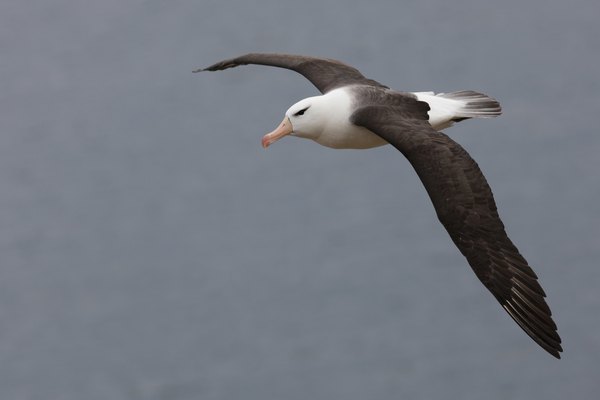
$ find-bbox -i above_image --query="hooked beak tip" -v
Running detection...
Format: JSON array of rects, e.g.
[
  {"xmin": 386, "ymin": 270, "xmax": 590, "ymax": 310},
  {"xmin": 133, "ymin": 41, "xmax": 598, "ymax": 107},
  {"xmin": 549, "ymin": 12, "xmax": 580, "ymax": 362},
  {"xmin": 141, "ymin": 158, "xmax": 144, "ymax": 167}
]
[{"xmin": 261, "ymin": 116, "xmax": 293, "ymax": 149}]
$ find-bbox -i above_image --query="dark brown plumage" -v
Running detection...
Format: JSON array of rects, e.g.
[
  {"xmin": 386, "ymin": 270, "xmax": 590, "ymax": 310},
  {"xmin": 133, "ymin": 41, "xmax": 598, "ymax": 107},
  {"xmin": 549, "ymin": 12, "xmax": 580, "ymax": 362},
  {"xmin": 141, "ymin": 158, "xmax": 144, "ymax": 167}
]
[
  {"xmin": 351, "ymin": 94, "xmax": 562, "ymax": 357},
  {"xmin": 196, "ymin": 53, "xmax": 387, "ymax": 93}
]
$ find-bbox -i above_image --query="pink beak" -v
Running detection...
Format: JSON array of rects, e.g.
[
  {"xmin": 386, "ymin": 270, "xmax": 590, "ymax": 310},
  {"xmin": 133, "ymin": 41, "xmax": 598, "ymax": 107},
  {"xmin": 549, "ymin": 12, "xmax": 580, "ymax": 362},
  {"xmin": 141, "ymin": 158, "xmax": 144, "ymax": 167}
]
[{"xmin": 262, "ymin": 116, "xmax": 293, "ymax": 148}]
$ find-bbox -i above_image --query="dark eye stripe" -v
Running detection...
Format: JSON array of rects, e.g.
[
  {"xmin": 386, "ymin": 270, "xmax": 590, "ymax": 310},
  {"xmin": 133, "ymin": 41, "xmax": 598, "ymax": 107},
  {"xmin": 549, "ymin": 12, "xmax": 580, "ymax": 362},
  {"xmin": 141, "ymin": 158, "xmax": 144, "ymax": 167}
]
[{"xmin": 294, "ymin": 107, "xmax": 309, "ymax": 117}]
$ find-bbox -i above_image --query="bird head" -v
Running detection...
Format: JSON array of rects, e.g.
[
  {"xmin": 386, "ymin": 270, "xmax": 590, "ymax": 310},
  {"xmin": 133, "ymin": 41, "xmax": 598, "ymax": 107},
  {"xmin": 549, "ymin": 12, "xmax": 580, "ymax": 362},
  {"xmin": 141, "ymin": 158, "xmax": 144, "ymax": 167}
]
[{"xmin": 262, "ymin": 97, "xmax": 324, "ymax": 148}]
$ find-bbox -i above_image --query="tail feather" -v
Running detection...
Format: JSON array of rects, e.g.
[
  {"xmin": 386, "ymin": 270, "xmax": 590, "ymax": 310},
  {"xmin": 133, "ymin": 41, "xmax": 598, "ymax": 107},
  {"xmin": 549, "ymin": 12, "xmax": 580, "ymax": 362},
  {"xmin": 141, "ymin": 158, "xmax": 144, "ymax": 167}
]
[
  {"xmin": 438, "ymin": 90, "xmax": 502, "ymax": 118},
  {"xmin": 412, "ymin": 90, "xmax": 502, "ymax": 131}
]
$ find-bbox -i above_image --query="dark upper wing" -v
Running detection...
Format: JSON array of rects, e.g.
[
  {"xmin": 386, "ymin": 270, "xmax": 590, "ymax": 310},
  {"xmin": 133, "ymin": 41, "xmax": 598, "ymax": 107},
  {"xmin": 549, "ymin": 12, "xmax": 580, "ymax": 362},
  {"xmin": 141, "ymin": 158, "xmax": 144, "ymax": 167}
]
[
  {"xmin": 351, "ymin": 97, "xmax": 562, "ymax": 358},
  {"xmin": 195, "ymin": 53, "xmax": 387, "ymax": 93}
]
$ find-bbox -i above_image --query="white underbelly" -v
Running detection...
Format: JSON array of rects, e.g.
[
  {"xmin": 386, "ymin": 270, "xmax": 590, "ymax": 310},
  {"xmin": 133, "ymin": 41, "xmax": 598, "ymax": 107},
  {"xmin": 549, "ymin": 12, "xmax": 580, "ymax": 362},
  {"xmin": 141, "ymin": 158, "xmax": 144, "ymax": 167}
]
[{"xmin": 314, "ymin": 123, "xmax": 388, "ymax": 149}]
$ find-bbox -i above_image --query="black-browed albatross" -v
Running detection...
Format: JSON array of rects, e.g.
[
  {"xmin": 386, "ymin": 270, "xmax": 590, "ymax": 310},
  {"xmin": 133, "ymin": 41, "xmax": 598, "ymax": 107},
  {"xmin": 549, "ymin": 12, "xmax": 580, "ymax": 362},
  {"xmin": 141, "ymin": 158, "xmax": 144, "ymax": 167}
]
[{"xmin": 195, "ymin": 53, "xmax": 562, "ymax": 358}]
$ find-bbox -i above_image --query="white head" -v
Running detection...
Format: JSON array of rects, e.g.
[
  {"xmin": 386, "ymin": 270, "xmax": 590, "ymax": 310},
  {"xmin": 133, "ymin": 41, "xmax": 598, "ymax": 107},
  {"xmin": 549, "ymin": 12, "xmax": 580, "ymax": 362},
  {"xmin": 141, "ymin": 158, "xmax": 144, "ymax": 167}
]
[
  {"xmin": 261, "ymin": 95, "xmax": 327, "ymax": 148},
  {"xmin": 260, "ymin": 88, "xmax": 380, "ymax": 149}
]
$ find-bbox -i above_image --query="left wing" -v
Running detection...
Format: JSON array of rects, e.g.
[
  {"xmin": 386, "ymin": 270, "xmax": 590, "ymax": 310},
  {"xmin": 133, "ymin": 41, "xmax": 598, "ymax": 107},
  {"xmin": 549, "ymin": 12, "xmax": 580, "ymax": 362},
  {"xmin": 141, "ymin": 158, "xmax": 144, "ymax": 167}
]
[{"xmin": 351, "ymin": 98, "xmax": 563, "ymax": 358}]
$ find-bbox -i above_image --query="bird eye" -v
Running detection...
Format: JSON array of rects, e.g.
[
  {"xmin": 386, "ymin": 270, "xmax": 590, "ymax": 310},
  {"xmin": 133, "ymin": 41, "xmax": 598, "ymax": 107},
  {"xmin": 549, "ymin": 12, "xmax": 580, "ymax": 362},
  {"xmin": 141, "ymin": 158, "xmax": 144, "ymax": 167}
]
[{"xmin": 293, "ymin": 107, "xmax": 309, "ymax": 117}]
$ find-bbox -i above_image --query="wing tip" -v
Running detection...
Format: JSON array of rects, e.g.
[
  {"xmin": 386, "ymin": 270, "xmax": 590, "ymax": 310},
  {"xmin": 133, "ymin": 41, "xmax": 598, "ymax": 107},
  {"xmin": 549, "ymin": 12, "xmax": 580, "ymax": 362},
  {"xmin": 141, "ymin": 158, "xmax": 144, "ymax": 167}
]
[
  {"xmin": 545, "ymin": 340, "xmax": 563, "ymax": 359},
  {"xmin": 192, "ymin": 65, "xmax": 226, "ymax": 73},
  {"xmin": 193, "ymin": 59, "xmax": 241, "ymax": 73},
  {"xmin": 502, "ymin": 301, "xmax": 563, "ymax": 359}
]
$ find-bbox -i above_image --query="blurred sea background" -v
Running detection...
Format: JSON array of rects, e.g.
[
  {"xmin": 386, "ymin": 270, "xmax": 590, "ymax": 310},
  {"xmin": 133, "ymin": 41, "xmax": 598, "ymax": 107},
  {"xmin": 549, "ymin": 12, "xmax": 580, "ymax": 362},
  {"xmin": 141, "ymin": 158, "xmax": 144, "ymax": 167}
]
[{"xmin": 1, "ymin": 0, "xmax": 598, "ymax": 399}]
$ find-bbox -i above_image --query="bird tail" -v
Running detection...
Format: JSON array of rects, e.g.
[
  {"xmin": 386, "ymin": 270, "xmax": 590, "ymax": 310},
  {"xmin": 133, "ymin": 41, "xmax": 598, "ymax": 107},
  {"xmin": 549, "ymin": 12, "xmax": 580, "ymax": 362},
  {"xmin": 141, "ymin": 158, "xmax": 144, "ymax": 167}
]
[{"xmin": 436, "ymin": 90, "xmax": 502, "ymax": 119}]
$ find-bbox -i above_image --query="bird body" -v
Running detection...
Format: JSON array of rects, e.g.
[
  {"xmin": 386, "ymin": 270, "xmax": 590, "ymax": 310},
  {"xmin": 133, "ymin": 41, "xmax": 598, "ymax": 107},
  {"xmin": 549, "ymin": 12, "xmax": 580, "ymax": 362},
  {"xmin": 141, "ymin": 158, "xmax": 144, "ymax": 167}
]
[
  {"xmin": 196, "ymin": 53, "xmax": 562, "ymax": 358},
  {"xmin": 281, "ymin": 86, "xmax": 502, "ymax": 149}
]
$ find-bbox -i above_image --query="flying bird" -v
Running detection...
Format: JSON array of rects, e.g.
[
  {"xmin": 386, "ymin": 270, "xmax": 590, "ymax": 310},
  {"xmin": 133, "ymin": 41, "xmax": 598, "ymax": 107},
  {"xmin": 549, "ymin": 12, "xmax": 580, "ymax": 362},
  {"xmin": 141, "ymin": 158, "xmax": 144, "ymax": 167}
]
[{"xmin": 195, "ymin": 53, "xmax": 562, "ymax": 358}]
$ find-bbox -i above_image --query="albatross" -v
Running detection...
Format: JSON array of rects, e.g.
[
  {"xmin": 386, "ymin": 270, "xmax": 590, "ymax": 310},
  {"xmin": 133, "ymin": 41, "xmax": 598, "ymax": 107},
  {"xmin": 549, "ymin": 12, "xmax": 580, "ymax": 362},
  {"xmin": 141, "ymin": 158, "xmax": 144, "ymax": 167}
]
[{"xmin": 195, "ymin": 53, "xmax": 562, "ymax": 358}]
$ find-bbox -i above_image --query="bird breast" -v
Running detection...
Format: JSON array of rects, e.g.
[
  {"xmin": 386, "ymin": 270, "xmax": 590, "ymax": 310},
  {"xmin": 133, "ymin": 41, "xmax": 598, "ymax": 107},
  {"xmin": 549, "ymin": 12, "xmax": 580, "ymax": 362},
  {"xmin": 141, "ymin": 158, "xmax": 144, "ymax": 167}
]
[{"xmin": 313, "ymin": 87, "xmax": 389, "ymax": 149}]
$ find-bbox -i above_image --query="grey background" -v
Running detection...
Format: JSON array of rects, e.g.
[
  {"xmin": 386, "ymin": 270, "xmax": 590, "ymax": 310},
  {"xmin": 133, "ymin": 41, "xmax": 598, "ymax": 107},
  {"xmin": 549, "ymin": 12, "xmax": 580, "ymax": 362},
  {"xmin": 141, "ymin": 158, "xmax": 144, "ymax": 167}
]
[{"xmin": 1, "ymin": 0, "xmax": 598, "ymax": 399}]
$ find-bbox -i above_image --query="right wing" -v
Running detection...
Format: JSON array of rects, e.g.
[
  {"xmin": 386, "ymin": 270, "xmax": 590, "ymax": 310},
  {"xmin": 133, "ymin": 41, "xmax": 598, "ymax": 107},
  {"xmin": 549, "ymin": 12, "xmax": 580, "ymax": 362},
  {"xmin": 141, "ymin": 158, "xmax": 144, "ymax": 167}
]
[{"xmin": 195, "ymin": 53, "xmax": 387, "ymax": 93}]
